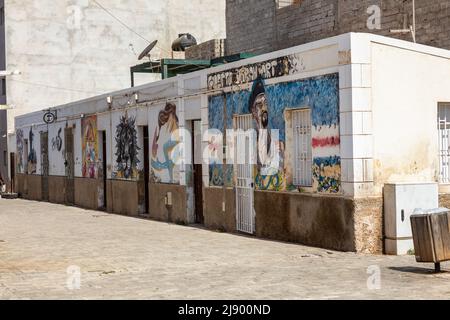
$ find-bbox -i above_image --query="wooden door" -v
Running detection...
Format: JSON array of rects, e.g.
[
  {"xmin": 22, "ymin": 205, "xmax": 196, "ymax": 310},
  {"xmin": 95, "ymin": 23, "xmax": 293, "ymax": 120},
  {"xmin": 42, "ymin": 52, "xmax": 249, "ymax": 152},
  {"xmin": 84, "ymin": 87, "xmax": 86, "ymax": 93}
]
[{"xmin": 193, "ymin": 120, "xmax": 204, "ymax": 224}]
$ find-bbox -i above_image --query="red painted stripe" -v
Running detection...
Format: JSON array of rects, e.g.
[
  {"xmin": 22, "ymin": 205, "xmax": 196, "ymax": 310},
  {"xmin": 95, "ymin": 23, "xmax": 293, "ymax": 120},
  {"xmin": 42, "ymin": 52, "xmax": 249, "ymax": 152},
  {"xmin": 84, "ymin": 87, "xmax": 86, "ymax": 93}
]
[{"xmin": 312, "ymin": 136, "xmax": 340, "ymax": 148}]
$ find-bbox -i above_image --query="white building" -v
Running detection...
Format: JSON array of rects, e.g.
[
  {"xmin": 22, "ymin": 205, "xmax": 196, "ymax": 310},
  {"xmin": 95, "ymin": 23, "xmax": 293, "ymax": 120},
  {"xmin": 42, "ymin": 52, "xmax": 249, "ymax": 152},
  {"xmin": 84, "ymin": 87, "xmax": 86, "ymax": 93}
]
[{"xmin": 10, "ymin": 33, "xmax": 450, "ymax": 254}]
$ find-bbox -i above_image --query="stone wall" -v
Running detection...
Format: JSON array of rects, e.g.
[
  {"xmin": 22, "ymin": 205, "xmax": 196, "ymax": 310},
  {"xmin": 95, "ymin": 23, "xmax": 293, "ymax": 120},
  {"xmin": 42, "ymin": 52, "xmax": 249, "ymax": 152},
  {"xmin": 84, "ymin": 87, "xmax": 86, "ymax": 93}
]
[
  {"xmin": 185, "ymin": 39, "xmax": 226, "ymax": 60},
  {"xmin": 226, "ymin": 0, "xmax": 450, "ymax": 55}
]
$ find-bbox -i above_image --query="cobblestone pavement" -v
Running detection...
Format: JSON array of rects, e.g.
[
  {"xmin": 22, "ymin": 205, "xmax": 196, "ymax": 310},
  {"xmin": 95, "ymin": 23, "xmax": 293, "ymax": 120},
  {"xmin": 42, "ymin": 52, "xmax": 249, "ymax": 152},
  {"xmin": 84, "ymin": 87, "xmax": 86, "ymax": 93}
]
[{"xmin": 0, "ymin": 198, "xmax": 449, "ymax": 300}]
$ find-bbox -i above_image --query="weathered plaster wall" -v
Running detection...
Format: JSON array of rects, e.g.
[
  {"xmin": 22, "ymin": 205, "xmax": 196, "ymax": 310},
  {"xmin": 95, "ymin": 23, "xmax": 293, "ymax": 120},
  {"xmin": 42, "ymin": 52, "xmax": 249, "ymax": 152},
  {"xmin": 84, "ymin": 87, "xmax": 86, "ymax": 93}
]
[
  {"xmin": 4, "ymin": 0, "xmax": 226, "ymax": 135},
  {"xmin": 203, "ymin": 187, "xmax": 236, "ymax": 232},
  {"xmin": 0, "ymin": 0, "xmax": 6, "ymax": 185},
  {"xmin": 107, "ymin": 179, "xmax": 140, "ymax": 216},
  {"xmin": 48, "ymin": 175, "xmax": 65, "ymax": 204},
  {"xmin": 148, "ymin": 102, "xmax": 181, "ymax": 184},
  {"xmin": 15, "ymin": 173, "xmax": 42, "ymax": 200},
  {"xmin": 74, "ymin": 177, "xmax": 101, "ymax": 210},
  {"xmin": 254, "ymin": 191, "xmax": 356, "ymax": 252},
  {"xmin": 208, "ymin": 73, "xmax": 341, "ymax": 194},
  {"xmin": 205, "ymin": 42, "xmax": 345, "ymax": 195},
  {"xmin": 371, "ymin": 42, "xmax": 450, "ymax": 195},
  {"xmin": 148, "ymin": 183, "xmax": 188, "ymax": 225},
  {"xmin": 0, "ymin": 110, "xmax": 7, "ymax": 182}
]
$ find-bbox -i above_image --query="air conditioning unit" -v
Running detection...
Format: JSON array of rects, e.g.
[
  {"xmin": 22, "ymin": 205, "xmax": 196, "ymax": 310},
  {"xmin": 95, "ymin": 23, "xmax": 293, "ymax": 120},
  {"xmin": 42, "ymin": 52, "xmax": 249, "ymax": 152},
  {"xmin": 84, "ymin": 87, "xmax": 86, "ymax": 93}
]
[{"xmin": 384, "ymin": 183, "xmax": 439, "ymax": 255}]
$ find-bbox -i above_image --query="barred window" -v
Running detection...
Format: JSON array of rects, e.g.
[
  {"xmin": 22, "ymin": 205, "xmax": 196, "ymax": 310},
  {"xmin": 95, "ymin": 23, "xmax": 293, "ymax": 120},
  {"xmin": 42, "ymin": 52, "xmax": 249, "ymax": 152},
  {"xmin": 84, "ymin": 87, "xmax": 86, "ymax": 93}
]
[
  {"xmin": 438, "ymin": 103, "xmax": 450, "ymax": 183},
  {"xmin": 292, "ymin": 109, "xmax": 312, "ymax": 186}
]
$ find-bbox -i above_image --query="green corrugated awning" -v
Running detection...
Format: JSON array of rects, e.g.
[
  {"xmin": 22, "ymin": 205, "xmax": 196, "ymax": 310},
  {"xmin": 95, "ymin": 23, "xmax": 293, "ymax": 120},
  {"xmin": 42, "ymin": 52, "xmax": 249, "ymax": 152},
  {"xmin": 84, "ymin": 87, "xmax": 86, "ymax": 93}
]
[{"xmin": 130, "ymin": 53, "xmax": 256, "ymax": 86}]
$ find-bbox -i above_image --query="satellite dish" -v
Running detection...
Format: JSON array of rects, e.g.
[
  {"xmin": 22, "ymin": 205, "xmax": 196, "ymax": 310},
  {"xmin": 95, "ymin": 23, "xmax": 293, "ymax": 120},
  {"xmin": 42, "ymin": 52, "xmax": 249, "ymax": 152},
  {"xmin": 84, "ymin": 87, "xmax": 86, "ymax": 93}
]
[{"xmin": 138, "ymin": 40, "xmax": 158, "ymax": 61}]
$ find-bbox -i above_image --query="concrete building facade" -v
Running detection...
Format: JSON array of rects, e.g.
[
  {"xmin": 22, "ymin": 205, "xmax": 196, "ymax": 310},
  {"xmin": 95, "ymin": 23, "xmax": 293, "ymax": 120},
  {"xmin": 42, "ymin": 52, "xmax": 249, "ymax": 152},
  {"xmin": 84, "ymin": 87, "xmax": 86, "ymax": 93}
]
[
  {"xmin": 226, "ymin": 0, "xmax": 450, "ymax": 56},
  {"xmin": 0, "ymin": 0, "xmax": 226, "ymax": 184},
  {"xmin": 0, "ymin": 0, "xmax": 6, "ymax": 183},
  {"xmin": 10, "ymin": 33, "xmax": 450, "ymax": 254}
]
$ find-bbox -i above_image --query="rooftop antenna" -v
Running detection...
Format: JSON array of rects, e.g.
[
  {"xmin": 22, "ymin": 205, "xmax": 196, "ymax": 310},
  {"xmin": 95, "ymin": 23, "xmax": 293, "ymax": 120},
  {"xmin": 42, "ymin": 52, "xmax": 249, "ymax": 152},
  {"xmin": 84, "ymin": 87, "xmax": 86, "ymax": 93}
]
[
  {"xmin": 390, "ymin": 0, "xmax": 416, "ymax": 43},
  {"xmin": 138, "ymin": 40, "xmax": 158, "ymax": 61}
]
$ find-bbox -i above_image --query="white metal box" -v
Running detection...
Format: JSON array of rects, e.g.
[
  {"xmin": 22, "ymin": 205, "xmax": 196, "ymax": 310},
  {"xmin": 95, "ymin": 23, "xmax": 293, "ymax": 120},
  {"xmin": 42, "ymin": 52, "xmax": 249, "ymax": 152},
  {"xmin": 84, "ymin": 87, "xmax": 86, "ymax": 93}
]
[{"xmin": 384, "ymin": 183, "xmax": 439, "ymax": 255}]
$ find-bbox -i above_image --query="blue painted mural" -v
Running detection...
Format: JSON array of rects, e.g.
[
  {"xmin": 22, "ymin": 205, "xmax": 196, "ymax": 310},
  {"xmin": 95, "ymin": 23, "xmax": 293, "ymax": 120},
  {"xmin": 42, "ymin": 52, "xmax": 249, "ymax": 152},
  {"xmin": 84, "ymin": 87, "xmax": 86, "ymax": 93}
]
[
  {"xmin": 313, "ymin": 156, "xmax": 341, "ymax": 193},
  {"xmin": 207, "ymin": 73, "xmax": 341, "ymax": 194}
]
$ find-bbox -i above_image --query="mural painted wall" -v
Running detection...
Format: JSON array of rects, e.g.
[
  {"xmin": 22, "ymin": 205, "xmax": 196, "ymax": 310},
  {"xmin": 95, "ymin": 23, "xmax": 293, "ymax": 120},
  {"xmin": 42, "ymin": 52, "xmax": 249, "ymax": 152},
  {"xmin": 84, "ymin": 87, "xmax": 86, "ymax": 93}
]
[
  {"xmin": 149, "ymin": 102, "xmax": 181, "ymax": 184},
  {"xmin": 27, "ymin": 127, "xmax": 37, "ymax": 174},
  {"xmin": 82, "ymin": 115, "xmax": 98, "ymax": 179},
  {"xmin": 208, "ymin": 73, "xmax": 341, "ymax": 194},
  {"xmin": 16, "ymin": 129, "xmax": 24, "ymax": 174},
  {"xmin": 113, "ymin": 112, "xmax": 140, "ymax": 180},
  {"xmin": 48, "ymin": 122, "xmax": 65, "ymax": 177}
]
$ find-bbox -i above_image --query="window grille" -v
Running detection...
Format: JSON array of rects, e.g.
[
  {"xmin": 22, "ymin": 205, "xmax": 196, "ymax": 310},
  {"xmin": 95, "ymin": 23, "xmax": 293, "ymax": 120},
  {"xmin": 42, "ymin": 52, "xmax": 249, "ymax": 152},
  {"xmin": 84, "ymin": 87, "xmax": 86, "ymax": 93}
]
[
  {"xmin": 439, "ymin": 103, "xmax": 450, "ymax": 183},
  {"xmin": 292, "ymin": 109, "xmax": 312, "ymax": 187}
]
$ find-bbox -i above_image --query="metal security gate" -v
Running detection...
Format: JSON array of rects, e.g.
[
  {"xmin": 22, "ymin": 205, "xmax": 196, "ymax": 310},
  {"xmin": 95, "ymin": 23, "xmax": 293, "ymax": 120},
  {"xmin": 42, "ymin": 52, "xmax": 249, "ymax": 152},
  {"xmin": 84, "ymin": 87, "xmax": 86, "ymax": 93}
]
[
  {"xmin": 439, "ymin": 104, "xmax": 450, "ymax": 183},
  {"xmin": 234, "ymin": 114, "xmax": 255, "ymax": 234}
]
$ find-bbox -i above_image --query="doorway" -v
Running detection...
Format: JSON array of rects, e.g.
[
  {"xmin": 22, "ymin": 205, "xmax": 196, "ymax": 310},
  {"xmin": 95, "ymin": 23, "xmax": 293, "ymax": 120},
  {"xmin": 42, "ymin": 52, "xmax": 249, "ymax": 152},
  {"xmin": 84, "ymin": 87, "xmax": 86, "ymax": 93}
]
[
  {"xmin": 9, "ymin": 153, "xmax": 15, "ymax": 193},
  {"xmin": 192, "ymin": 120, "xmax": 204, "ymax": 224},
  {"xmin": 64, "ymin": 127, "xmax": 75, "ymax": 205},
  {"xmin": 40, "ymin": 131, "xmax": 49, "ymax": 201},
  {"xmin": 234, "ymin": 114, "xmax": 255, "ymax": 234},
  {"xmin": 100, "ymin": 131, "xmax": 107, "ymax": 209},
  {"xmin": 23, "ymin": 139, "xmax": 28, "ymax": 175},
  {"xmin": 143, "ymin": 126, "xmax": 150, "ymax": 214}
]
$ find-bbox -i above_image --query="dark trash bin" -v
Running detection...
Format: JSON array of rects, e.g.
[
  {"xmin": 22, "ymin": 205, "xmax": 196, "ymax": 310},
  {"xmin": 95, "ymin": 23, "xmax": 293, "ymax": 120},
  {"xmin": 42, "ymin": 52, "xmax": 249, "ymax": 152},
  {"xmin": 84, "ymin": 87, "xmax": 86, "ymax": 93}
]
[{"xmin": 410, "ymin": 208, "xmax": 450, "ymax": 272}]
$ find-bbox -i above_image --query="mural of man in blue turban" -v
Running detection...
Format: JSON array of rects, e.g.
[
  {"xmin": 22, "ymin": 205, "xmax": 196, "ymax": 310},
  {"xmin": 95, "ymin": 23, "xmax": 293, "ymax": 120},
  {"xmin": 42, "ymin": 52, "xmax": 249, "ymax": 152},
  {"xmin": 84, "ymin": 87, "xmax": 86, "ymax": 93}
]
[{"xmin": 248, "ymin": 78, "xmax": 280, "ymax": 178}]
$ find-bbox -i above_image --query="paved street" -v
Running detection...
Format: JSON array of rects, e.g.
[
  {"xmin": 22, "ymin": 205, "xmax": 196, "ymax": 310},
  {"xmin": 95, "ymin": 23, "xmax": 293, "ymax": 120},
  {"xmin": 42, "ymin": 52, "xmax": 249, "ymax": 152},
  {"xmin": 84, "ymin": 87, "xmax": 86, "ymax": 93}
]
[{"xmin": 0, "ymin": 198, "xmax": 449, "ymax": 300}]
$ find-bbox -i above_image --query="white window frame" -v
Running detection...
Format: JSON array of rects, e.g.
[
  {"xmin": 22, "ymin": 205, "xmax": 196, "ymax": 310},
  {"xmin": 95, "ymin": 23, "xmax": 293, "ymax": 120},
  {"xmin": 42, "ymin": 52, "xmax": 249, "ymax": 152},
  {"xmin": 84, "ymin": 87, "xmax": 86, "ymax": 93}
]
[
  {"xmin": 292, "ymin": 108, "xmax": 312, "ymax": 187},
  {"xmin": 438, "ymin": 103, "xmax": 450, "ymax": 184}
]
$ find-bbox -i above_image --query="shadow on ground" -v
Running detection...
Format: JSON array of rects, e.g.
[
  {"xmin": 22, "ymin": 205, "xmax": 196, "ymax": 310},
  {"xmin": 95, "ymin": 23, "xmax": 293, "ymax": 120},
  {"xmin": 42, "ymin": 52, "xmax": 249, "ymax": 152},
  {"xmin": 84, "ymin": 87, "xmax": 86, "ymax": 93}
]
[{"xmin": 389, "ymin": 266, "xmax": 449, "ymax": 275}]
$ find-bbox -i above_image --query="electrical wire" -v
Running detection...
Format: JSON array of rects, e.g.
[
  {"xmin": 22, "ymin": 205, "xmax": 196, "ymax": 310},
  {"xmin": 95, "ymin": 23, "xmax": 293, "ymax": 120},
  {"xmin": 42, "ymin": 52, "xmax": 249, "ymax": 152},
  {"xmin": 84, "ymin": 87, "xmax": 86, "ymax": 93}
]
[
  {"xmin": 8, "ymin": 79, "xmax": 111, "ymax": 95},
  {"xmin": 92, "ymin": 0, "xmax": 172, "ymax": 55}
]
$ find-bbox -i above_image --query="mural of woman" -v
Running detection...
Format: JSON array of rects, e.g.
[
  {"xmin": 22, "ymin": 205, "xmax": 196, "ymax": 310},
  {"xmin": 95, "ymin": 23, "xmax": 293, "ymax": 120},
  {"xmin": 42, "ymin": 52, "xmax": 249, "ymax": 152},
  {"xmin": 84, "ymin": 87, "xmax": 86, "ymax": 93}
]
[{"xmin": 151, "ymin": 102, "xmax": 180, "ymax": 184}]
